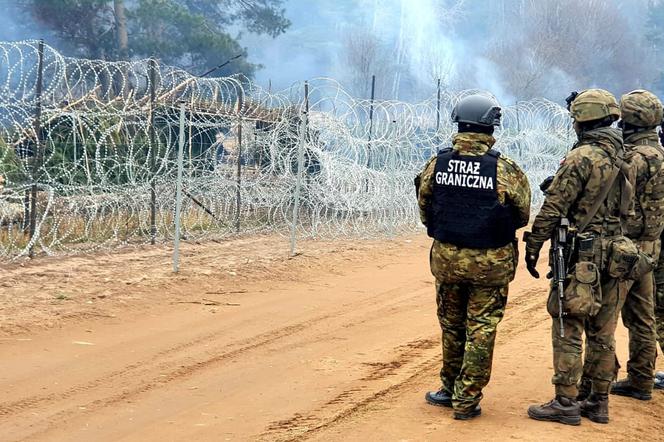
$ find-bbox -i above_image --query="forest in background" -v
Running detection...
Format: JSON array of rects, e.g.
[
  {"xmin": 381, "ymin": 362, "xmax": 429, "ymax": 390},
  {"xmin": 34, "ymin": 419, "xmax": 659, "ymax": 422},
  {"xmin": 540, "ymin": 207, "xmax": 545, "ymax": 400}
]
[
  {"xmin": 0, "ymin": 0, "xmax": 290, "ymax": 78},
  {"xmin": 1, "ymin": 0, "xmax": 664, "ymax": 103}
]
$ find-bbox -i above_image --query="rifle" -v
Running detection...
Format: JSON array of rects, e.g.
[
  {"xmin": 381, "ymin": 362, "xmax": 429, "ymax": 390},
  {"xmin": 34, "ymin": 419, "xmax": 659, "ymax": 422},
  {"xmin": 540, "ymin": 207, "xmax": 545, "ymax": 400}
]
[
  {"xmin": 551, "ymin": 218, "xmax": 571, "ymax": 338},
  {"xmin": 539, "ymin": 175, "xmax": 571, "ymax": 337}
]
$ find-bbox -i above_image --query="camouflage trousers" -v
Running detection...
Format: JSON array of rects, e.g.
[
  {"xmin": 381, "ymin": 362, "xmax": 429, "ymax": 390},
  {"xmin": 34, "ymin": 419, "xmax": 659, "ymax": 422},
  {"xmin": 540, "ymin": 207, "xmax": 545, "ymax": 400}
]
[
  {"xmin": 617, "ymin": 269, "xmax": 657, "ymax": 391},
  {"xmin": 436, "ymin": 280, "xmax": 507, "ymax": 413},
  {"xmin": 654, "ymin": 258, "xmax": 664, "ymax": 353},
  {"xmin": 553, "ymin": 276, "xmax": 628, "ymax": 398}
]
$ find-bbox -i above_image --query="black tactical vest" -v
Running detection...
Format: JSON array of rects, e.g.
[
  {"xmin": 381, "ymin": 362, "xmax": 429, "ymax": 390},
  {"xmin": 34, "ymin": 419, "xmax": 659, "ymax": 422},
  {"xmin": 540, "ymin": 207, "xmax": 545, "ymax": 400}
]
[{"xmin": 427, "ymin": 148, "xmax": 517, "ymax": 249}]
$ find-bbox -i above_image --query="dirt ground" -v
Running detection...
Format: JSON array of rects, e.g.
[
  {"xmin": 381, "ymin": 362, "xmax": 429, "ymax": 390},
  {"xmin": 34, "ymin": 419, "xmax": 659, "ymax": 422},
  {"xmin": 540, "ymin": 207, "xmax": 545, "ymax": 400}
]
[{"xmin": 0, "ymin": 234, "xmax": 662, "ymax": 441}]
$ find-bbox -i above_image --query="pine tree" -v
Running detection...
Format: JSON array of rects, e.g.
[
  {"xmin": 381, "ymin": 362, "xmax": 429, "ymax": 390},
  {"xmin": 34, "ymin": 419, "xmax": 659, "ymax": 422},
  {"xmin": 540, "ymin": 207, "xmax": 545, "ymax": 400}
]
[{"xmin": 19, "ymin": 0, "xmax": 290, "ymax": 77}]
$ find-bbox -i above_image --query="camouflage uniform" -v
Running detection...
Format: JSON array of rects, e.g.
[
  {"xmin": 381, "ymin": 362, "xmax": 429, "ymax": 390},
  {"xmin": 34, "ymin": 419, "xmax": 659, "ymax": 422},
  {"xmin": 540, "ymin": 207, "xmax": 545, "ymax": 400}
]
[
  {"xmin": 527, "ymin": 126, "xmax": 629, "ymax": 399},
  {"xmin": 419, "ymin": 132, "xmax": 531, "ymax": 413},
  {"xmin": 616, "ymin": 130, "xmax": 664, "ymax": 391},
  {"xmin": 605, "ymin": 90, "xmax": 664, "ymax": 398},
  {"xmin": 658, "ymin": 123, "xmax": 664, "ymax": 360}
]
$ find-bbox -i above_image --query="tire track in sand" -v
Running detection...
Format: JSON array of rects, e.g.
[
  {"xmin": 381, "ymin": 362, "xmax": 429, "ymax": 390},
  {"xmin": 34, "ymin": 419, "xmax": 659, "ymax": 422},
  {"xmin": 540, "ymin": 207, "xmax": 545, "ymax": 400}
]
[
  {"xmin": 257, "ymin": 288, "xmax": 543, "ymax": 442},
  {"xmin": 3, "ymin": 281, "xmax": 432, "ymax": 441},
  {"xmin": 259, "ymin": 338, "xmax": 441, "ymax": 442}
]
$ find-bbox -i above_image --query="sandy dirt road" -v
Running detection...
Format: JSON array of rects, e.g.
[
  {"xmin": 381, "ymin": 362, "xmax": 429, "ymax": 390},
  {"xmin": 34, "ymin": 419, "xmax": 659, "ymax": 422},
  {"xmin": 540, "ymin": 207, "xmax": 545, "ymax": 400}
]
[{"xmin": 0, "ymin": 235, "xmax": 662, "ymax": 441}]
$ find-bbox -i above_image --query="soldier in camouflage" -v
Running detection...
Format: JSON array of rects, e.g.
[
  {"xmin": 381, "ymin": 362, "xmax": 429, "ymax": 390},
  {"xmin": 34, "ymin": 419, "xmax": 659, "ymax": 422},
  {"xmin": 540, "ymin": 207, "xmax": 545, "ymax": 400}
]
[
  {"xmin": 525, "ymin": 89, "xmax": 633, "ymax": 425},
  {"xmin": 608, "ymin": 90, "xmax": 664, "ymax": 400},
  {"xmin": 655, "ymin": 113, "xmax": 664, "ymax": 391},
  {"xmin": 418, "ymin": 94, "xmax": 531, "ymax": 420}
]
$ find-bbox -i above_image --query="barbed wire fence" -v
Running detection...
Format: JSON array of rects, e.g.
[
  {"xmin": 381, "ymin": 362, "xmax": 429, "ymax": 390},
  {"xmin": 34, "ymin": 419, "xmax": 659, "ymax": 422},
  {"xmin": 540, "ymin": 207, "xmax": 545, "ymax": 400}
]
[{"xmin": 0, "ymin": 40, "xmax": 573, "ymax": 263}]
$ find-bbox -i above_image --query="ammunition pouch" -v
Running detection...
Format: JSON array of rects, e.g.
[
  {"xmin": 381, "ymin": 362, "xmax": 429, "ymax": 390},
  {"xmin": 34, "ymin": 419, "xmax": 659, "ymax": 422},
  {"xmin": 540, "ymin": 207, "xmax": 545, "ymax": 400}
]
[
  {"xmin": 548, "ymin": 261, "xmax": 602, "ymax": 318},
  {"xmin": 604, "ymin": 236, "xmax": 654, "ymax": 280},
  {"xmin": 576, "ymin": 233, "xmax": 597, "ymax": 264}
]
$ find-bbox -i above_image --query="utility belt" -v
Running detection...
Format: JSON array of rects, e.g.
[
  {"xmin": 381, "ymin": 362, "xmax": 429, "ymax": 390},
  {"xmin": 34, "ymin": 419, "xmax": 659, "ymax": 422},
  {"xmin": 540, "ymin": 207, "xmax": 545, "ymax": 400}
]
[
  {"xmin": 548, "ymin": 230, "xmax": 654, "ymax": 320},
  {"xmin": 542, "ymin": 149, "xmax": 637, "ymax": 320},
  {"xmin": 572, "ymin": 232, "xmax": 655, "ymax": 281}
]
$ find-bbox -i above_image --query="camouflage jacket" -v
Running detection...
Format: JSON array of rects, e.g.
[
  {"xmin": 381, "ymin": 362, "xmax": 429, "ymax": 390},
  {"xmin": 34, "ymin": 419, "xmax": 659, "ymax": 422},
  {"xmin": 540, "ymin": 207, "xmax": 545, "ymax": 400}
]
[
  {"xmin": 418, "ymin": 133, "xmax": 531, "ymax": 286},
  {"xmin": 528, "ymin": 127, "xmax": 627, "ymax": 253},
  {"xmin": 623, "ymin": 131, "xmax": 664, "ymax": 246}
]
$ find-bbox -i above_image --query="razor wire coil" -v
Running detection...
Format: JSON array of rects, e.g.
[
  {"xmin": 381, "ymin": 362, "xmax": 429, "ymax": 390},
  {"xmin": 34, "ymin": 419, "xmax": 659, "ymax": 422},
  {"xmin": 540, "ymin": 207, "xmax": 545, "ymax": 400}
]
[{"xmin": 0, "ymin": 40, "xmax": 573, "ymax": 261}]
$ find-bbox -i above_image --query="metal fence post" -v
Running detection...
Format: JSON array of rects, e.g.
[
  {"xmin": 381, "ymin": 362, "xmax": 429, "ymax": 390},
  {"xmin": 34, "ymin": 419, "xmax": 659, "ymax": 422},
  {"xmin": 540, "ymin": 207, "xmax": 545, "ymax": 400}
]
[
  {"xmin": 28, "ymin": 39, "xmax": 45, "ymax": 258},
  {"xmin": 435, "ymin": 78, "xmax": 441, "ymax": 156},
  {"xmin": 436, "ymin": 78, "xmax": 441, "ymax": 133},
  {"xmin": 149, "ymin": 58, "xmax": 158, "ymax": 245},
  {"xmin": 72, "ymin": 115, "xmax": 77, "ymax": 166},
  {"xmin": 367, "ymin": 74, "xmax": 376, "ymax": 169},
  {"xmin": 235, "ymin": 86, "xmax": 243, "ymax": 233},
  {"xmin": 516, "ymin": 100, "xmax": 521, "ymax": 161},
  {"xmin": 289, "ymin": 81, "xmax": 309, "ymax": 256},
  {"xmin": 389, "ymin": 118, "xmax": 398, "ymax": 237},
  {"xmin": 173, "ymin": 103, "xmax": 186, "ymax": 273}
]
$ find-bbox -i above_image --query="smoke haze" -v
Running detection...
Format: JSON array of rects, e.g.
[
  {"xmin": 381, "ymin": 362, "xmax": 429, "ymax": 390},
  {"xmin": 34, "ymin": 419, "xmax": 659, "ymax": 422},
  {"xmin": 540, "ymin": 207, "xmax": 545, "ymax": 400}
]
[
  {"xmin": 1, "ymin": 0, "xmax": 663, "ymax": 105},
  {"xmin": 241, "ymin": 0, "xmax": 664, "ymax": 104}
]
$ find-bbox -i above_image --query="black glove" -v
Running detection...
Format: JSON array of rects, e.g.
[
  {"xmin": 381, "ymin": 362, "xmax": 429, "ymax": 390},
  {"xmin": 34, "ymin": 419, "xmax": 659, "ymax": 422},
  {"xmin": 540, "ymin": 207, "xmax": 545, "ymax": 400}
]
[
  {"xmin": 525, "ymin": 250, "xmax": 540, "ymax": 279},
  {"xmin": 522, "ymin": 231, "xmax": 541, "ymax": 279}
]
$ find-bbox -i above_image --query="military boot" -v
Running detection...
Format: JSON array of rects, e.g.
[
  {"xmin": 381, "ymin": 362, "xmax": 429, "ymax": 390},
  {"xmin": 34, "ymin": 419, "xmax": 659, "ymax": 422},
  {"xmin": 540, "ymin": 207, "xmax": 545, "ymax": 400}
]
[
  {"xmin": 527, "ymin": 396, "xmax": 581, "ymax": 426},
  {"xmin": 425, "ymin": 389, "xmax": 452, "ymax": 408},
  {"xmin": 580, "ymin": 393, "xmax": 609, "ymax": 424},
  {"xmin": 576, "ymin": 377, "xmax": 592, "ymax": 402},
  {"xmin": 656, "ymin": 371, "xmax": 664, "ymax": 390},
  {"xmin": 655, "ymin": 377, "xmax": 664, "ymax": 390},
  {"xmin": 610, "ymin": 378, "xmax": 652, "ymax": 401},
  {"xmin": 454, "ymin": 405, "xmax": 481, "ymax": 421}
]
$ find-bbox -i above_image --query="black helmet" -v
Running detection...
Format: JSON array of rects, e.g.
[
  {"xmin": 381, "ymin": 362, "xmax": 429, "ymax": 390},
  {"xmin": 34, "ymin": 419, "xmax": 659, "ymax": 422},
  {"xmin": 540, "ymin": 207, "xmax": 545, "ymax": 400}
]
[{"xmin": 451, "ymin": 94, "xmax": 502, "ymax": 127}]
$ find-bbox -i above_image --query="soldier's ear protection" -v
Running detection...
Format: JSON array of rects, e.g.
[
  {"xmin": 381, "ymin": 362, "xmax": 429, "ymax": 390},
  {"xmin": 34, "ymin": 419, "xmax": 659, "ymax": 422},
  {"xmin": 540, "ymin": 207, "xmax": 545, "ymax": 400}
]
[{"xmin": 565, "ymin": 91, "xmax": 579, "ymax": 111}]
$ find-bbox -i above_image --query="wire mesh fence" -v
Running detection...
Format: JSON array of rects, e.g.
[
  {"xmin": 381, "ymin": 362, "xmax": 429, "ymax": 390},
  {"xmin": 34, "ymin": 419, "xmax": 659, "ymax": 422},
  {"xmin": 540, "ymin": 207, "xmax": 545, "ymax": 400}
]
[{"xmin": 0, "ymin": 40, "xmax": 573, "ymax": 261}]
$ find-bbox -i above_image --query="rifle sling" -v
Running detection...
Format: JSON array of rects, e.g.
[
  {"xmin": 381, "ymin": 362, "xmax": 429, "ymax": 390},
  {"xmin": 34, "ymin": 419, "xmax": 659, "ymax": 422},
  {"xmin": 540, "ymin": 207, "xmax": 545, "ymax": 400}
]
[{"xmin": 576, "ymin": 163, "xmax": 621, "ymax": 234}]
